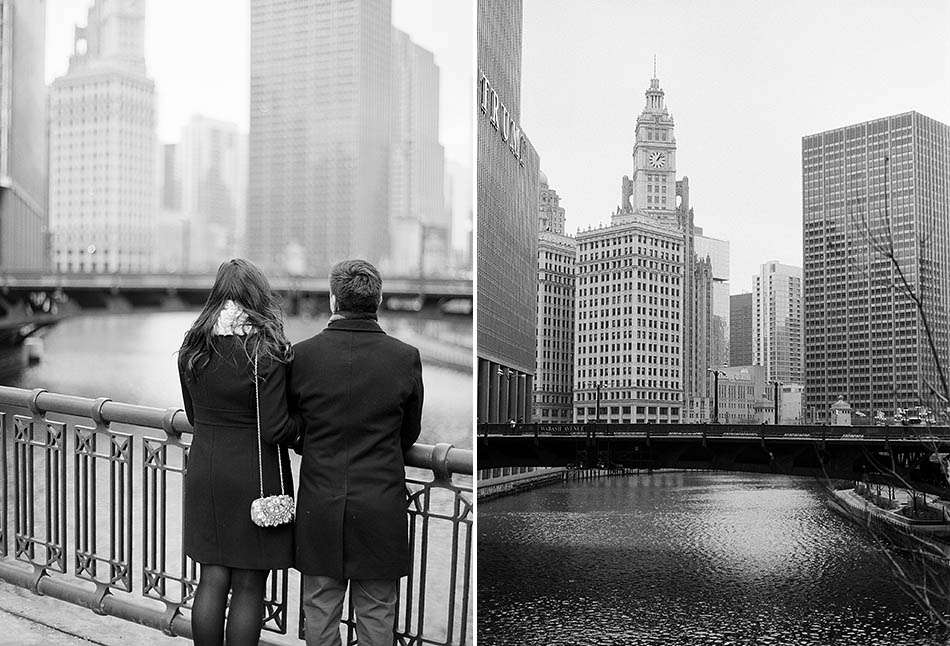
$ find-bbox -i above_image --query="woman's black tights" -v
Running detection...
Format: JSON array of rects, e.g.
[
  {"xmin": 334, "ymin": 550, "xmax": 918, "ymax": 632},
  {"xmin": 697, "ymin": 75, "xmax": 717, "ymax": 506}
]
[{"xmin": 192, "ymin": 564, "xmax": 269, "ymax": 646}]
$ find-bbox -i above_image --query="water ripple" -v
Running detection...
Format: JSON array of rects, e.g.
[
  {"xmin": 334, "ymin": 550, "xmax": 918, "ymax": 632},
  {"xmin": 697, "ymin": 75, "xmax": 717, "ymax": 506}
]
[{"xmin": 478, "ymin": 473, "xmax": 946, "ymax": 645}]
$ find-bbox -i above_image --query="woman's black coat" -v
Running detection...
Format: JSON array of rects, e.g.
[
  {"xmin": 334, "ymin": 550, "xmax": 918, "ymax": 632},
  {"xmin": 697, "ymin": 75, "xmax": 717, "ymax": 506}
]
[
  {"xmin": 288, "ymin": 317, "xmax": 423, "ymax": 580},
  {"xmin": 178, "ymin": 337, "xmax": 299, "ymax": 570}
]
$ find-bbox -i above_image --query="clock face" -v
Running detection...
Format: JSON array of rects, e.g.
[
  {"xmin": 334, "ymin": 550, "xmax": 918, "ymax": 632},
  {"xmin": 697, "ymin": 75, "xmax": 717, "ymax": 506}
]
[{"xmin": 649, "ymin": 151, "xmax": 666, "ymax": 168}]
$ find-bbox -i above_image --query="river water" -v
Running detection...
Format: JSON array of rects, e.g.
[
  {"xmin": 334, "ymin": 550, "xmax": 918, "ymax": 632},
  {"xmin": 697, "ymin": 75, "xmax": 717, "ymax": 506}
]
[
  {"xmin": 4, "ymin": 310, "xmax": 472, "ymax": 448},
  {"xmin": 479, "ymin": 472, "xmax": 946, "ymax": 646}
]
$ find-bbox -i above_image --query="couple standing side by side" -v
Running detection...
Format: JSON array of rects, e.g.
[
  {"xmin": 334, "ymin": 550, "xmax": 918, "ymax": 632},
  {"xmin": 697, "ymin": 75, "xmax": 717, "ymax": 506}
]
[{"xmin": 177, "ymin": 258, "xmax": 424, "ymax": 646}]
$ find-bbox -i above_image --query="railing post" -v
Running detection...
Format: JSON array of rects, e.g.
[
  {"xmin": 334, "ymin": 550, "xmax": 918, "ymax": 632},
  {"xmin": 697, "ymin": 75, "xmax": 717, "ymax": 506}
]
[
  {"xmin": 430, "ymin": 442, "xmax": 454, "ymax": 483},
  {"xmin": 28, "ymin": 388, "xmax": 46, "ymax": 416},
  {"xmin": 161, "ymin": 408, "xmax": 182, "ymax": 442}
]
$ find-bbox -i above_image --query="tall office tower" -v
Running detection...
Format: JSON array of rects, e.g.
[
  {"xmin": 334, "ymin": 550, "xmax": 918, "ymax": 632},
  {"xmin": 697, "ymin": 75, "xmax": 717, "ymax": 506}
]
[
  {"xmin": 573, "ymin": 73, "xmax": 718, "ymax": 424},
  {"xmin": 730, "ymin": 292, "xmax": 753, "ymax": 365},
  {"xmin": 49, "ymin": 0, "xmax": 155, "ymax": 273},
  {"xmin": 803, "ymin": 112, "xmax": 950, "ymax": 419},
  {"xmin": 694, "ymin": 227, "xmax": 730, "ymax": 369},
  {"xmin": 753, "ymin": 261, "xmax": 803, "ymax": 384},
  {"xmin": 678, "ymin": 184, "xmax": 716, "ymax": 421},
  {"xmin": 0, "ymin": 0, "xmax": 47, "ymax": 270},
  {"xmin": 476, "ymin": 0, "xmax": 540, "ymax": 424},
  {"xmin": 534, "ymin": 172, "xmax": 575, "ymax": 423},
  {"xmin": 248, "ymin": 0, "xmax": 391, "ymax": 276},
  {"xmin": 178, "ymin": 115, "xmax": 247, "ymax": 272},
  {"xmin": 575, "ymin": 216, "xmax": 684, "ymax": 424},
  {"xmin": 575, "ymin": 75, "xmax": 679, "ymax": 424},
  {"xmin": 389, "ymin": 27, "xmax": 445, "ymax": 276},
  {"xmin": 155, "ymin": 142, "xmax": 185, "ymax": 273},
  {"xmin": 684, "ymin": 250, "xmax": 714, "ymax": 420}
]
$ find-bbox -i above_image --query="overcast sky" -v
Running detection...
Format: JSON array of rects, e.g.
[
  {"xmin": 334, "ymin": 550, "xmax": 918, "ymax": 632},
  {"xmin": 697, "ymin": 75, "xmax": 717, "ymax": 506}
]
[
  {"xmin": 45, "ymin": 0, "xmax": 473, "ymax": 166},
  {"xmin": 521, "ymin": 0, "xmax": 950, "ymax": 293}
]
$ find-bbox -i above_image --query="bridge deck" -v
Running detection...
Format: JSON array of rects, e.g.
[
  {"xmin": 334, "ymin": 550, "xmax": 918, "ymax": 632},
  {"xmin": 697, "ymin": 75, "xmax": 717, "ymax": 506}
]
[{"xmin": 478, "ymin": 423, "xmax": 950, "ymax": 495}]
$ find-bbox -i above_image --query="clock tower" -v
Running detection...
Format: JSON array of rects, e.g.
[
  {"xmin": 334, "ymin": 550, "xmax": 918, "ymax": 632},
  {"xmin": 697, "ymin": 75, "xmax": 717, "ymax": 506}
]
[{"xmin": 629, "ymin": 73, "xmax": 677, "ymax": 214}]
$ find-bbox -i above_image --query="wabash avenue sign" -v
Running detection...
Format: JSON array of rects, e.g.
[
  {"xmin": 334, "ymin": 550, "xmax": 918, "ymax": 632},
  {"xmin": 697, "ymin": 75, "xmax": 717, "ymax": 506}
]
[{"xmin": 479, "ymin": 72, "xmax": 527, "ymax": 168}]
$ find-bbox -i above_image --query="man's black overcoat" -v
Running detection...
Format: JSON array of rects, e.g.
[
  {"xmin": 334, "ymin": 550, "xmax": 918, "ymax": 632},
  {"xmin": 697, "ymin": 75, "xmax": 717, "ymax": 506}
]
[{"xmin": 288, "ymin": 316, "xmax": 423, "ymax": 579}]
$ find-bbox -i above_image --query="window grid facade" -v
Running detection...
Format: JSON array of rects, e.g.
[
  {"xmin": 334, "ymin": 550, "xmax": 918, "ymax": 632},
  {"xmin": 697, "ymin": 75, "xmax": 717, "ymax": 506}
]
[
  {"xmin": 574, "ymin": 220, "xmax": 683, "ymax": 424},
  {"xmin": 534, "ymin": 176, "xmax": 575, "ymax": 423},
  {"xmin": 803, "ymin": 112, "xmax": 950, "ymax": 419},
  {"xmin": 476, "ymin": 0, "xmax": 540, "ymax": 424},
  {"xmin": 248, "ymin": 0, "xmax": 391, "ymax": 276},
  {"xmin": 753, "ymin": 261, "xmax": 803, "ymax": 385},
  {"xmin": 48, "ymin": 0, "xmax": 155, "ymax": 274}
]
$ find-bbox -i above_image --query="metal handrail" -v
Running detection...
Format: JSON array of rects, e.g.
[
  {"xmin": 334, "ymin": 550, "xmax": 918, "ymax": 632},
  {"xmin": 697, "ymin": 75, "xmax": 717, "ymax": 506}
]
[
  {"xmin": 476, "ymin": 421, "xmax": 950, "ymax": 444},
  {"xmin": 0, "ymin": 385, "xmax": 472, "ymax": 644},
  {"xmin": 0, "ymin": 386, "xmax": 472, "ymax": 475}
]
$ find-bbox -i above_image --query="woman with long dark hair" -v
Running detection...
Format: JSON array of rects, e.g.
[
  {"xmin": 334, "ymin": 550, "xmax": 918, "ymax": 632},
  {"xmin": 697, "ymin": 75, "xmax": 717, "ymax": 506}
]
[{"xmin": 178, "ymin": 258, "xmax": 299, "ymax": 645}]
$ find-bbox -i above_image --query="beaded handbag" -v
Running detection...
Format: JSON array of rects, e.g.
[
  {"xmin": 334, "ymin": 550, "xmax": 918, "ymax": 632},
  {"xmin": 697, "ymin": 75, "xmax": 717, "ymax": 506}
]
[{"xmin": 250, "ymin": 350, "xmax": 295, "ymax": 528}]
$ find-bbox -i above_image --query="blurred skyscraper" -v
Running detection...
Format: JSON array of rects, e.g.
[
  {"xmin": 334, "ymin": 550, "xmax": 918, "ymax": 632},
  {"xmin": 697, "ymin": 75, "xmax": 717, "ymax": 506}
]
[
  {"xmin": 248, "ymin": 0, "xmax": 391, "ymax": 277},
  {"xmin": 0, "ymin": 0, "xmax": 47, "ymax": 271},
  {"xmin": 179, "ymin": 115, "xmax": 247, "ymax": 272},
  {"xmin": 445, "ymin": 158, "xmax": 473, "ymax": 273},
  {"xmin": 161, "ymin": 144, "xmax": 180, "ymax": 211},
  {"xmin": 389, "ymin": 27, "xmax": 446, "ymax": 276},
  {"xmin": 49, "ymin": 0, "xmax": 155, "ymax": 273}
]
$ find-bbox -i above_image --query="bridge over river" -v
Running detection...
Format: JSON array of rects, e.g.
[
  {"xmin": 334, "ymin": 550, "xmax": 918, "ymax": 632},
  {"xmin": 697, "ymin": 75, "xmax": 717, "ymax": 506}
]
[
  {"xmin": 0, "ymin": 272, "xmax": 472, "ymax": 345},
  {"xmin": 478, "ymin": 423, "xmax": 950, "ymax": 495}
]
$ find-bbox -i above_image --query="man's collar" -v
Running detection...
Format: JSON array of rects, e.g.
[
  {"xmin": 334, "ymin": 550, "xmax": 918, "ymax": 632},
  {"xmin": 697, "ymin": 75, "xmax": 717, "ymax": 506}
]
[
  {"xmin": 328, "ymin": 311, "xmax": 378, "ymax": 322},
  {"xmin": 326, "ymin": 312, "xmax": 384, "ymax": 333}
]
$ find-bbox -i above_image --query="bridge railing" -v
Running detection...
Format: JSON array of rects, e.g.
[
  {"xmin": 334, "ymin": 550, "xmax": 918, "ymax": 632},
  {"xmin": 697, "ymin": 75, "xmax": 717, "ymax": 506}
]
[
  {"xmin": 478, "ymin": 422, "xmax": 950, "ymax": 443},
  {"xmin": 0, "ymin": 386, "xmax": 472, "ymax": 645}
]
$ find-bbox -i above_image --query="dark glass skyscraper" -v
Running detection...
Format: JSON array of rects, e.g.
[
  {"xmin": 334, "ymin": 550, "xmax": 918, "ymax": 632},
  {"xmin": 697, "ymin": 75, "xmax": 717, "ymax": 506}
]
[
  {"xmin": 729, "ymin": 293, "xmax": 753, "ymax": 367},
  {"xmin": 476, "ymin": 0, "xmax": 540, "ymax": 423},
  {"xmin": 803, "ymin": 112, "xmax": 950, "ymax": 419}
]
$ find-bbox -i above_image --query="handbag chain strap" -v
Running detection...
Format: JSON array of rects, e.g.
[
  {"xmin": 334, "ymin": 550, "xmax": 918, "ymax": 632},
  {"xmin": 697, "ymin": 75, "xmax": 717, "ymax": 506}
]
[{"xmin": 254, "ymin": 347, "xmax": 286, "ymax": 499}]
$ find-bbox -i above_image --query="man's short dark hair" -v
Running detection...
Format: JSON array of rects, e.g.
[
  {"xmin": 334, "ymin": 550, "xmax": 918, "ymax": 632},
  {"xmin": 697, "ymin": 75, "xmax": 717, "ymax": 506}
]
[{"xmin": 329, "ymin": 259, "xmax": 382, "ymax": 313}]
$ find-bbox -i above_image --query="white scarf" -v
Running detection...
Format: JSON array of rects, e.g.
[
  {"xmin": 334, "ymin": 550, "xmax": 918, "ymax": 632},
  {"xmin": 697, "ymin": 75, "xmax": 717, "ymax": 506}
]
[{"xmin": 213, "ymin": 300, "xmax": 253, "ymax": 336}]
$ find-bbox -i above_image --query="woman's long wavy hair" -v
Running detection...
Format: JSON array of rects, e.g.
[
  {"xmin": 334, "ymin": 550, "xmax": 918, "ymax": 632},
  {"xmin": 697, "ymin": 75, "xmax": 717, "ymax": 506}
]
[{"xmin": 179, "ymin": 259, "xmax": 292, "ymax": 381}]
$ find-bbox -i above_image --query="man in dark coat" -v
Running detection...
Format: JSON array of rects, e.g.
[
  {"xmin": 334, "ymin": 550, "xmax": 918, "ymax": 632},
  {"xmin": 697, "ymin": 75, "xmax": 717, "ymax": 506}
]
[{"xmin": 289, "ymin": 259, "xmax": 423, "ymax": 646}]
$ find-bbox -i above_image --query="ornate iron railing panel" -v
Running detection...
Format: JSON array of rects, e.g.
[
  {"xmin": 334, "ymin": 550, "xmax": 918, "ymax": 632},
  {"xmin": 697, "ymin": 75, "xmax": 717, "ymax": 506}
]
[
  {"xmin": 397, "ymin": 473, "xmax": 473, "ymax": 646},
  {"xmin": 141, "ymin": 433, "xmax": 196, "ymax": 609},
  {"xmin": 74, "ymin": 420, "xmax": 133, "ymax": 592},
  {"xmin": 0, "ymin": 386, "xmax": 473, "ymax": 644},
  {"xmin": 13, "ymin": 411, "xmax": 67, "ymax": 573}
]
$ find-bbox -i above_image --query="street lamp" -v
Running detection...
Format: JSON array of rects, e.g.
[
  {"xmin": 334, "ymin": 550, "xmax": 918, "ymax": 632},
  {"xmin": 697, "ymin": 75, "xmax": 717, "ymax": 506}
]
[
  {"xmin": 594, "ymin": 381, "xmax": 604, "ymax": 424},
  {"xmin": 707, "ymin": 369, "xmax": 725, "ymax": 424}
]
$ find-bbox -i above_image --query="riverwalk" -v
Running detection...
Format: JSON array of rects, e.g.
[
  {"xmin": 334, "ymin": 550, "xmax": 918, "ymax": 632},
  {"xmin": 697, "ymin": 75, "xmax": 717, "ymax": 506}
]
[{"xmin": 0, "ymin": 581, "xmax": 180, "ymax": 645}]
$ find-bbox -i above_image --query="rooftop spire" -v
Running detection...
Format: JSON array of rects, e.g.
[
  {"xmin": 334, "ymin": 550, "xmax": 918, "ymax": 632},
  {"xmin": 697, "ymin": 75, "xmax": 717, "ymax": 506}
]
[{"xmin": 653, "ymin": 54, "xmax": 657, "ymax": 79}]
